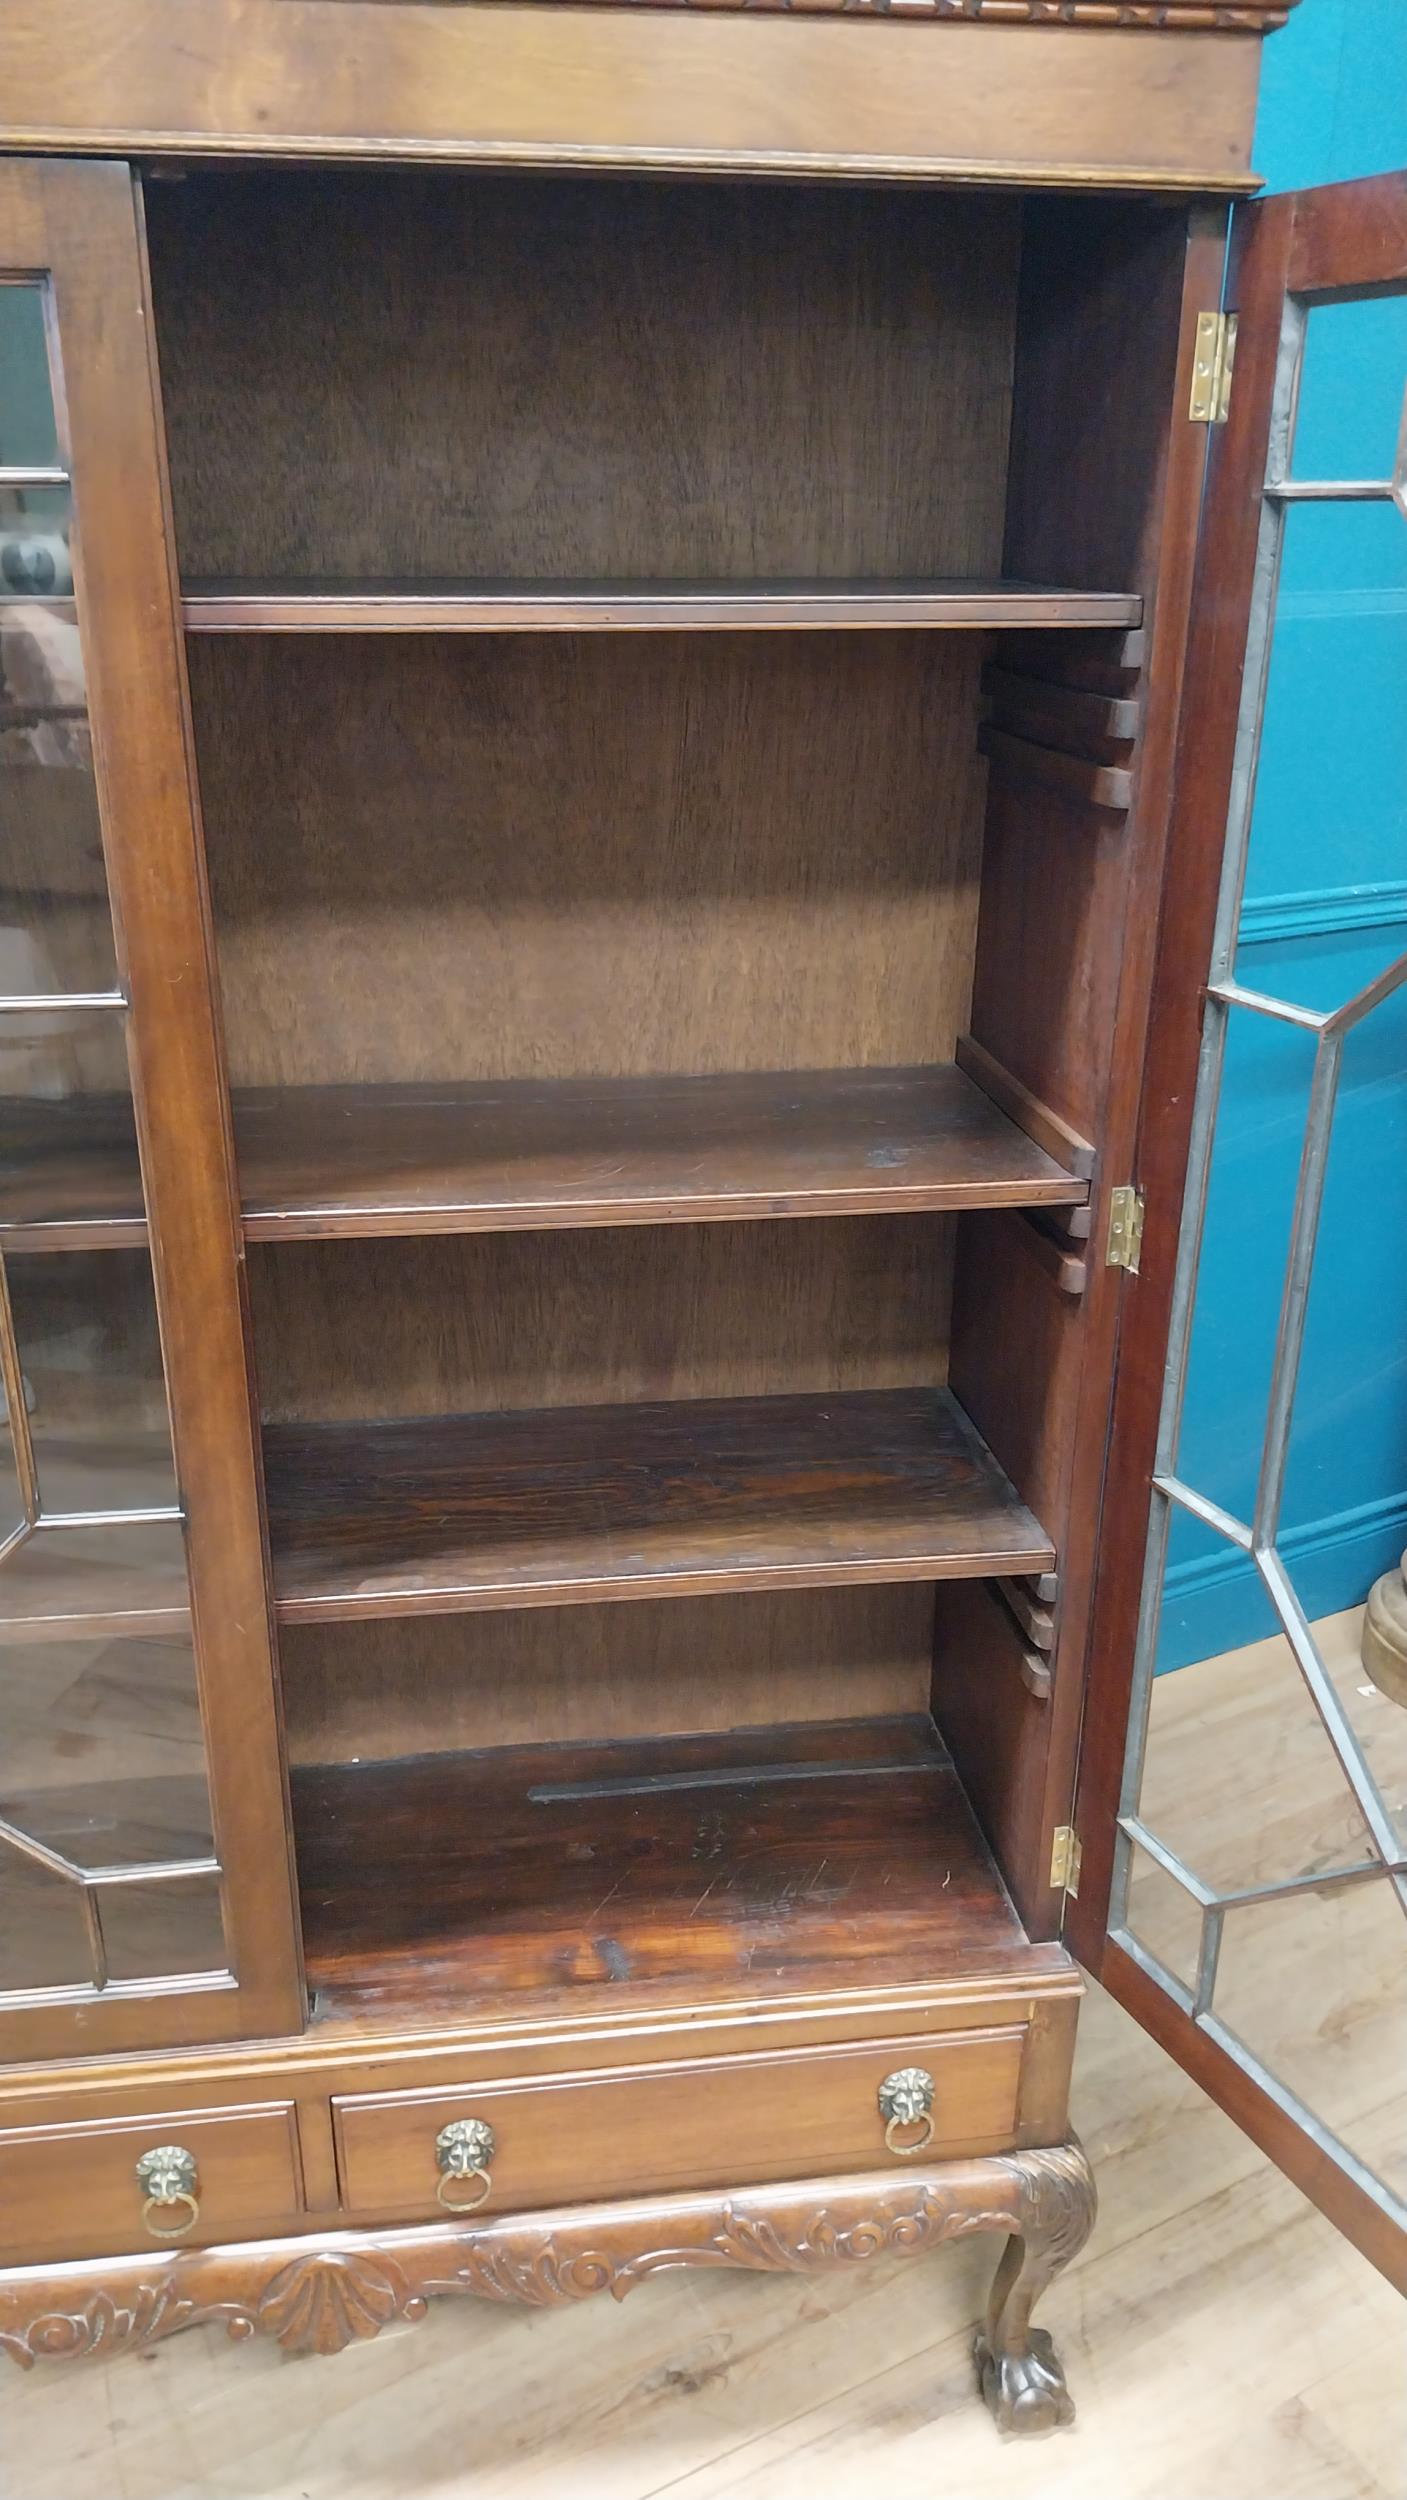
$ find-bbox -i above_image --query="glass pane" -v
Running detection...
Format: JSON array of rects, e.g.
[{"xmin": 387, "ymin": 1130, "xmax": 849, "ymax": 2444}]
[
  {"xmin": 0, "ymin": 491, "xmax": 73, "ymax": 598},
  {"xmin": 0, "ymin": 1631, "xmax": 212, "ymax": 1872},
  {"xmin": 0, "ymin": 1009, "xmax": 140, "ymax": 1244},
  {"xmin": 1172, "ymin": 1008, "xmax": 1315, "ymax": 1519},
  {"xmin": 7, "ymin": 1249, "xmax": 177, "ymax": 1516},
  {"xmin": 1291, "ymin": 296, "xmax": 1407, "ymax": 482},
  {"xmin": 1212, "ymin": 1878, "xmax": 1407, "ymax": 2204},
  {"xmin": 0, "ymin": 600, "xmax": 115, "ymax": 997},
  {"xmin": 0, "ymin": 286, "xmax": 59, "ymax": 471},
  {"xmin": 0, "ymin": 1849, "xmax": 90, "ymax": 1993},
  {"xmin": 1138, "ymin": 1578, "xmax": 1377, "ymax": 1893},
  {"xmin": 0, "ymin": 282, "xmax": 228, "ymax": 2019},
  {"xmin": 0, "ymin": 1400, "xmax": 23, "ymax": 1547},
  {"xmin": 0, "ymin": 1517, "xmax": 189, "ymax": 1644},
  {"xmin": 1244, "ymin": 500, "xmax": 1407, "ymax": 919},
  {"xmin": 100, "ymin": 1876, "xmax": 226, "ymax": 1983},
  {"xmin": 1124, "ymin": 1842, "xmax": 1202, "ymax": 1993}
]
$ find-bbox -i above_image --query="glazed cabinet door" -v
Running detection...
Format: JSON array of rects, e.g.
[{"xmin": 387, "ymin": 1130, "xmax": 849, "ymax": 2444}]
[
  {"xmin": 0, "ymin": 159, "xmax": 303, "ymax": 2055},
  {"xmin": 1073, "ymin": 173, "xmax": 1407, "ymax": 2291}
]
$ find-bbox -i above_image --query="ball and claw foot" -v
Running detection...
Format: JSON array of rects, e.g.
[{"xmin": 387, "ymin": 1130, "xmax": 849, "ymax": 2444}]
[
  {"xmin": 971, "ymin": 2139, "xmax": 1095, "ymax": 2436},
  {"xmin": 973, "ymin": 2323, "xmax": 1076, "ymax": 2436}
]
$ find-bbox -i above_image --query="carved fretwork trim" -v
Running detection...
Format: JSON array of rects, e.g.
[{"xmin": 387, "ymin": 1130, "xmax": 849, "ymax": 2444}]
[
  {"xmin": 471, "ymin": 1, "xmax": 1297, "ymax": 32},
  {"xmin": 0, "ymin": 2147, "xmax": 1096, "ymax": 2370}
]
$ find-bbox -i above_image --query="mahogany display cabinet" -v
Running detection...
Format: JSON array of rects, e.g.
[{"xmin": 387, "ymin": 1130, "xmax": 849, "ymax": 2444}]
[{"xmin": 0, "ymin": 0, "xmax": 1403, "ymax": 2431}]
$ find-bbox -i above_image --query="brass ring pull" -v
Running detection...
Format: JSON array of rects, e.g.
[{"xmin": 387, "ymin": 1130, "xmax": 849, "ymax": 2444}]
[
  {"xmin": 135, "ymin": 2144, "xmax": 200, "ymax": 2239},
  {"xmin": 435, "ymin": 2117, "xmax": 496, "ymax": 2213},
  {"xmin": 877, "ymin": 2068, "xmax": 936, "ymax": 2160},
  {"xmin": 141, "ymin": 2188, "xmax": 201, "ymax": 2238}
]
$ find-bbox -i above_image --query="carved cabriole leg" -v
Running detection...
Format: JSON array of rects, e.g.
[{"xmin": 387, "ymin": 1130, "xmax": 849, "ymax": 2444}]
[
  {"xmin": 973, "ymin": 2141, "xmax": 1097, "ymax": 2435},
  {"xmin": 0, "ymin": 2146, "xmax": 1093, "ymax": 2435}
]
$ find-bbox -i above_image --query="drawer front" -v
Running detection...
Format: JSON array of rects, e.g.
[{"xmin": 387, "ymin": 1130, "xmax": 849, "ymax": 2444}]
[
  {"xmin": 336, "ymin": 2026, "xmax": 1025, "ymax": 2219},
  {"xmin": 0, "ymin": 2103, "xmax": 304, "ymax": 2264}
]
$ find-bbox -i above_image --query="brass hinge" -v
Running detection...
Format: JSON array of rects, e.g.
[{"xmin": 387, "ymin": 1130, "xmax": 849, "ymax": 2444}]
[
  {"xmin": 1051, "ymin": 1824, "xmax": 1082, "ymax": 1896},
  {"xmin": 1105, "ymin": 1183, "xmax": 1145, "ymax": 1275},
  {"xmin": 1189, "ymin": 310, "xmax": 1237, "ymax": 424}
]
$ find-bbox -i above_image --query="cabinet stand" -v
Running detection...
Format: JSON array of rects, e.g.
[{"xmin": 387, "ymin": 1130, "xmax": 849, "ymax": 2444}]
[{"xmin": 0, "ymin": 2142, "xmax": 1095, "ymax": 2434}]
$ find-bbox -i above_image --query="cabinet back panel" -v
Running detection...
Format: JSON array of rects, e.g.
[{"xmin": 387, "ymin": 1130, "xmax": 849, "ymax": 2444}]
[
  {"xmin": 148, "ymin": 170, "xmax": 1019, "ymax": 583},
  {"xmin": 247, "ymin": 1216, "xmax": 950, "ymax": 1424},
  {"xmin": 280, "ymin": 1583, "xmax": 936, "ymax": 1762},
  {"xmin": 192, "ymin": 631, "xmax": 987, "ymax": 1088}
]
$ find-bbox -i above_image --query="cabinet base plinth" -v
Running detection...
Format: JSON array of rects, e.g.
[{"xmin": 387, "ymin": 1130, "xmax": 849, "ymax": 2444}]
[{"xmin": 0, "ymin": 2142, "xmax": 1094, "ymax": 2433}]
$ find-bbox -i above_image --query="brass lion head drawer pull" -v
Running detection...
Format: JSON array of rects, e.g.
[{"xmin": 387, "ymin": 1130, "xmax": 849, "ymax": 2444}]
[
  {"xmin": 435, "ymin": 2117, "xmax": 496, "ymax": 2212},
  {"xmin": 135, "ymin": 2143, "xmax": 200, "ymax": 2239},
  {"xmin": 877, "ymin": 2067, "xmax": 936, "ymax": 2157}
]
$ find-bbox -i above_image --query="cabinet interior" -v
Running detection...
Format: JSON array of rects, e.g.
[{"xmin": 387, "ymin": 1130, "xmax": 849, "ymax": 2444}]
[{"xmin": 74, "ymin": 162, "xmax": 1196, "ymax": 2027}]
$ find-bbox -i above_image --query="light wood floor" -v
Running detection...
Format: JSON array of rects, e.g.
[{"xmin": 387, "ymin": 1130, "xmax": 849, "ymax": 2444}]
[{"xmin": 8, "ymin": 1612, "xmax": 1405, "ymax": 2500}]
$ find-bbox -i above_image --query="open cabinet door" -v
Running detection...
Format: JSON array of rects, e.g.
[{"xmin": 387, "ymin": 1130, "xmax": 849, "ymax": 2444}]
[{"xmin": 1070, "ymin": 171, "xmax": 1407, "ymax": 2293}]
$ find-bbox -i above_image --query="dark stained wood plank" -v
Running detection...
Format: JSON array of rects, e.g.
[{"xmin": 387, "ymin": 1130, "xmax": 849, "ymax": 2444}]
[
  {"xmin": 181, "ymin": 580, "xmax": 1142, "ymax": 633},
  {"xmin": 236, "ymin": 1066, "xmax": 1088, "ymax": 1241},
  {"xmin": 294, "ymin": 1714, "xmax": 1055, "ymax": 2027},
  {"xmin": 265, "ymin": 1386, "xmax": 1054, "ymax": 1624}
]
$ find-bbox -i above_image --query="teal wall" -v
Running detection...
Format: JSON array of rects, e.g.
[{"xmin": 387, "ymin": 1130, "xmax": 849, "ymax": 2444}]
[{"xmin": 1156, "ymin": 2, "xmax": 1407, "ymax": 1670}]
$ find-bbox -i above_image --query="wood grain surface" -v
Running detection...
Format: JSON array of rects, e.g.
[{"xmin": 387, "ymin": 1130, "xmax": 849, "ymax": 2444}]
[
  {"xmin": 293, "ymin": 1715, "xmax": 1034, "ymax": 2022},
  {"xmin": 150, "ymin": 175, "xmax": 1019, "ymax": 586},
  {"xmin": 264, "ymin": 1386, "xmax": 1054, "ymax": 1622},
  {"xmin": 191, "ymin": 630, "xmax": 990, "ymax": 1091},
  {"xmin": 278, "ymin": 1583, "xmax": 939, "ymax": 1764}
]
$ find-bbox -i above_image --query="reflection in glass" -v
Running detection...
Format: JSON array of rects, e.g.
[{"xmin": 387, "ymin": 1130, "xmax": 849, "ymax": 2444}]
[
  {"xmin": 0, "ymin": 1849, "xmax": 91, "ymax": 1993},
  {"xmin": 6, "ymin": 1250, "xmax": 177, "ymax": 1517},
  {"xmin": 0, "ymin": 1009, "xmax": 141, "ymax": 1244},
  {"xmin": 101, "ymin": 1876, "xmax": 226, "ymax": 1983},
  {"xmin": 0, "ymin": 491, "xmax": 72, "ymax": 599},
  {"xmin": 1291, "ymin": 296, "xmax": 1407, "ymax": 483},
  {"xmin": 0, "ymin": 1631, "xmax": 212, "ymax": 1870},
  {"xmin": 0, "ymin": 1517, "xmax": 190, "ymax": 1645},
  {"xmin": 0, "ymin": 285, "xmax": 59, "ymax": 471},
  {"xmin": 0, "ymin": 598, "xmax": 114, "ymax": 998}
]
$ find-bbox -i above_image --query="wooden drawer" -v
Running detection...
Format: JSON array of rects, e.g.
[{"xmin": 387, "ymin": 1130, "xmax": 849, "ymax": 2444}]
[
  {"xmin": 335, "ymin": 2026, "xmax": 1025, "ymax": 2219},
  {"xmin": 0, "ymin": 2103, "xmax": 304, "ymax": 2264}
]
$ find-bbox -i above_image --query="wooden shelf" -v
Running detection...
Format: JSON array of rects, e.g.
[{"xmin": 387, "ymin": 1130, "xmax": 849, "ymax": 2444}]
[
  {"xmin": 237, "ymin": 1065, "xmax": 1088, "ymax": 1242},
  {"xmin": 4, "ymin": 1066, "xmax": 1088, "ymax": 1254},
  {"xmin": 295, "ymin": 1714, "xmax": 1062, "ymax": 2026},
  {"xmin": 265, "ymin": 1384, "xmax": 1054, "ymax": 1624},
  {"xmin": 181, "ymin": 579, "xmax": 1143, "ymax": 634}
]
